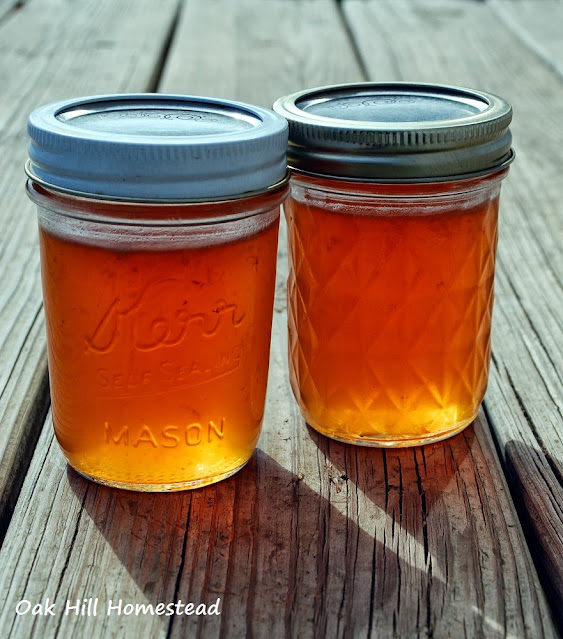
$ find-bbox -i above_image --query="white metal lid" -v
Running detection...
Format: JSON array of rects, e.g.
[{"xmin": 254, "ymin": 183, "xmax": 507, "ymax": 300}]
[{"xmin": 27, "ymin": 94, "xmax": 289, "ymax": 201}]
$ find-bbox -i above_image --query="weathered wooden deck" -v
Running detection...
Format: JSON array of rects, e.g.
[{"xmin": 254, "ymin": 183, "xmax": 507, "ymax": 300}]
[{"xmin": 0, "ymin": 1, "xmax": 561, "ymax": 637}]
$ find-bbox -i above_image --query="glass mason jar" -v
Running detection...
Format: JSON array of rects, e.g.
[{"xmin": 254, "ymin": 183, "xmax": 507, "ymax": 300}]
[
  {"xmin": 274, "ymin": 83, "xmax": 514, "ymax": 447},
  {"xmin": 26, "ymin": 94, "xmax": 288, "ymax": 490}
]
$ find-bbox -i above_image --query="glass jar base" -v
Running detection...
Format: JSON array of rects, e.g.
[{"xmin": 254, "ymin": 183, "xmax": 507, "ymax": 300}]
[
  {"xmin": 71, "ymin": 460, "xmax": 250, "ymax": 492},
  {"xmin": 305, "ymin": 411, "xmax": 479, "ymax": 448}
]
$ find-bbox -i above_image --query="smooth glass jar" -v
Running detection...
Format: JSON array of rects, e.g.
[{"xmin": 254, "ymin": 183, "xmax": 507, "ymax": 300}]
[
  {"xmin": 274, "ymin": 83, "xmax": 513, "ymax": 446},
  {"xmin": 26, "ymin": 94, "xmax": 288, "ymax": 489}
]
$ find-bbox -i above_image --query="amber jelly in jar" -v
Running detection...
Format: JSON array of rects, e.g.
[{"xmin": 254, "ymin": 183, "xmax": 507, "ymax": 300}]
[
  {"xmin": 274, "ymin": 83, "xmax": 513, "ymax": 447},
  {"xmin": 26, "ymin": 94, "xmax": 288, "ymax": 490}
]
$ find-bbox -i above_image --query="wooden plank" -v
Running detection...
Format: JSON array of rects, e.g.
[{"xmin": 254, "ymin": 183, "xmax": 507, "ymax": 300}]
[
  {"xmin": 0, "ymin": 0, "xmax": 22, "ymax": 23},
  {"xmin": 0, "ymin": 0, "xmax": 181, "ymax": 542},
  {"xmin": 489, "ymin": 0, "xmax": 563, "ymax": 78},
  {"xmin": 0, "ymin": 1, "xmax": 556, "ymax": 638},
  {"xmin": 343, "ymin": 0, "xmax": 563, "ymax": 625},
  {"xmin": 0, "ymin": 396, "xmax": 557, "ymax": 636},
  {"xmin": 0, "ymin": 312, "xmax": 48, "ymax": 545},
  {"xmin": 158, "ymin": 0, "xmax": 364, "ymax": 107}
]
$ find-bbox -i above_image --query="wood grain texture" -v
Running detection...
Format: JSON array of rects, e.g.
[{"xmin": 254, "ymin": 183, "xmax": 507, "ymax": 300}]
[
  {"xmin": 0, "ymin": 0, "xmax": 23, "ymax": 23},
  {"xmin": 0, "ymin": 0, "xmax": 181, "ymax": 542},
  {"xmin": 343, "ymin": 0, "xmax": 563, "ymax": 626},
  {"xmin": 0, "ymin": 368, "xmax": 557, "ymax": 637},
  {"xmin": 0, "ymin": 311, "xmax": 48, "ymax": 544},
  {"xmin": 490, "ymin": 0, "xmax": 563, "ymax": 79},
  {"xmin": 0, "ymin": 1, "xmax": 557, "ymax": 637},
  {"xmin": 158, "ymin": 0, "xmax": 364, "ymax": 107}
]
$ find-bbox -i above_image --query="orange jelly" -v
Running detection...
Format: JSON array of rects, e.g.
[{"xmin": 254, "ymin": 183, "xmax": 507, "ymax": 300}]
[
  {"xmin": 286, "ymin": 174, "xmax": 503, "ymax": 445},
  {"xmin": 27, "ymin": 94, "xmax": 288, "ymax": 488},
  {"xmin": 35, "ymin": 190, "xmax": 280, "ymax": 488},
  {"xmin": 274, "ymin": 82, "xmax": 513, "ymax": 446}
]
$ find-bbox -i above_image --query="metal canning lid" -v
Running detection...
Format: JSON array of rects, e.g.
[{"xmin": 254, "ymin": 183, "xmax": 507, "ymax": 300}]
[
  {"xmin": 27, "ymin": 94, "xmax": 288, "ymax": 201},
  {"xmin": 273, "ymin": 82, "xmax": 514, "ymax": 181}
]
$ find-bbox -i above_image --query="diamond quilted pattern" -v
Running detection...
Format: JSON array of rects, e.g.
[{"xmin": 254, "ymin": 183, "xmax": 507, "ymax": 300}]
[{"xmin": 286, "ymin": 183, "xmax": 501, "ymax": 446}]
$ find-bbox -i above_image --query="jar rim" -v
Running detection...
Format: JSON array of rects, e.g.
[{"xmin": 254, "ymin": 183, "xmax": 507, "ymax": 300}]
[
  {"xmin": 287, "ymin": 149, "xmax": 514, "ymax": 185},
  {"xmin": 26, "ymin": 175, "xmax": 289, "ymax": 227},
  {"xmin": 25, "ymin": 161, "xmax": 290, "ymax": 205}
]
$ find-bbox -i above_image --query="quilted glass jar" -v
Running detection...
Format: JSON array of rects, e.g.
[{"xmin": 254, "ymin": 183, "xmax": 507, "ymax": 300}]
[{"xmin": 274, "ymin": 83, "xmax": 513, "ymax": 446}]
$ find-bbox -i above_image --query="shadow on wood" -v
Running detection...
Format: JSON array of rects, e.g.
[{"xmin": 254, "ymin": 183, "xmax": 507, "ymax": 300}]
[
  {"xmin": 65, "ymin": 432, "xmax": 479, "ymax": 637},
  {"xmin": 1, "ymin": 413, "xmax": 553, "ymax": 638},
  {"xmin": 503, "ymin": 439, "xmax": 563, "ymax": 631}
]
